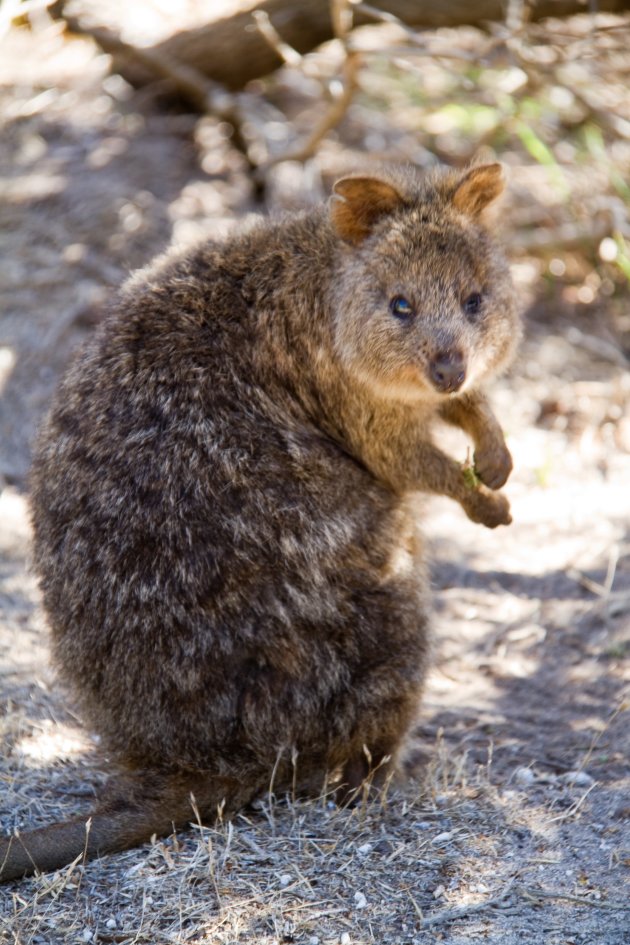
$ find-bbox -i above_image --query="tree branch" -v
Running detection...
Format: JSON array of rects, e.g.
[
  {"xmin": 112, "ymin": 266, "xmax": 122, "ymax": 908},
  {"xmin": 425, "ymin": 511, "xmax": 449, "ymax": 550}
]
[{"xmin": 139, "ymin": 0, "xmax": 630, "ymax": 93}]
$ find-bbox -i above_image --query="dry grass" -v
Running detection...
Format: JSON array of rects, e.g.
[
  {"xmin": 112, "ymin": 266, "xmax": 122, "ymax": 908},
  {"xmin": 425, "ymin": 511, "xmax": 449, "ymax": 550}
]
[{"xmin": 3, "ymin": 739, "xmax": 629, "ymax": 944}]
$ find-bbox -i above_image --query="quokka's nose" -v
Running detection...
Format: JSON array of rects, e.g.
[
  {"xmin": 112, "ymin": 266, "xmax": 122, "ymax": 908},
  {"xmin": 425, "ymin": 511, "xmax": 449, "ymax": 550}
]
[{"xmin": 429, "ymin": 351, "xmax": 466, "ymax": 393}]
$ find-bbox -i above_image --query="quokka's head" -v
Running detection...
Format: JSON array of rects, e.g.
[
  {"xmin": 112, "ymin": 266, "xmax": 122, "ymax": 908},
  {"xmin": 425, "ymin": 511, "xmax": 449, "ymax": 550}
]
[{"xmin": 329, "ymin": 163, "xmax": 521, "ymax": 403}]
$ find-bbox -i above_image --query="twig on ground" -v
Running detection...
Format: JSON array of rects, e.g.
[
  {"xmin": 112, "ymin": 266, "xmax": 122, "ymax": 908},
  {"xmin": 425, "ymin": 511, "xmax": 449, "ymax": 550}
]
[
  {"xmin": 355, "ymin": 1, "xmax": 408, "ymax": 28},
  {"xmin": 251, "ymin": 0, "xmax": 362, "ymax": 174},
  {"xmin": 258, "ymin": 50, "xmax": 361, "ymax": 173},
  {"xmin": 330, "ymin": 0, "xmax": 354, "ymax": 41},
  {"xmin": 419, "ymin": 878, "xmax": 630, "ymax": 931},
  {"xmin": 576, "ymin": 694, "xmax": 630, "ymax": 775},
  {"xmin": 355, "ymin": 1, "xmax": 494, "ymax": 62},
  {"xmin": 520, "ymin": 884, "xmax": 630, "ymax": 910},
  {"xmin": 418, "ymin": 879, "xmax": 517, "ymax": 929},
  {"xmin": 546, "ymin": 783, "xmax": 596, "ymax": 824},
  {"xmin": 505, "ymin": 0, "xmax": 531, "ymax": 34},
  {"xmin": 567, "ymin": 550, "xmax": 618, "ymax": 599},
  {"xmin": 252, "ymin": 9, "xmax": 303, "ymax": 67}
]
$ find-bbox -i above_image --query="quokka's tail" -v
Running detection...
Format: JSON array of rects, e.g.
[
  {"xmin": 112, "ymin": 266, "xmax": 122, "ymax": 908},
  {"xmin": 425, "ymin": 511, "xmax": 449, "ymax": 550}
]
[{"xmin": 0, "ymin": 769, "xmax": 250, "ymax": 882}]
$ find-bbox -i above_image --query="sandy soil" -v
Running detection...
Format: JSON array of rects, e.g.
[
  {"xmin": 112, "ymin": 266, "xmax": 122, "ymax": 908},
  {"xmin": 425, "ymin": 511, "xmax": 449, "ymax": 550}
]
[{"xmin": 1, "ymin": 14, "xmax": 629, "ymax": 945}]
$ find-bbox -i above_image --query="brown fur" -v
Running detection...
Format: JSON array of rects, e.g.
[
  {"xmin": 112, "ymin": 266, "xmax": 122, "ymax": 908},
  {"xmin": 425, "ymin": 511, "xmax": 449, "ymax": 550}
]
[{"xmin": 0, "ymin": 164, "xmax": 520, "ymax": 881}]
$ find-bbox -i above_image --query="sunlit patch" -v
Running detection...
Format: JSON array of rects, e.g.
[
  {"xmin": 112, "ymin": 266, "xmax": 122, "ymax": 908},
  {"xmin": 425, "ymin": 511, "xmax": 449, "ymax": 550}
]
[
  {"xmin": 386, "ymin": 544, "xmax": 415, "ymax": 578},
  {"xmin": 0, "ymin": 346, "xmax": 16, "ymax": 395},
  {"xmin": 0, "ymin": 486, "xmax": 30, "ymax": 551},
  {"xmin": 16, "ymin": 722, "xmax": 92, "ymax": 765},
  {"xmin": 3, "ymin": 173, "xmax": 67, "ymax": 202}
]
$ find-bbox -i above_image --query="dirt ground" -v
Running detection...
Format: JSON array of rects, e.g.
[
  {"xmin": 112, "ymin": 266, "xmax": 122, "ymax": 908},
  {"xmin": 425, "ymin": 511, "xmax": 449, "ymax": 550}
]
[{"xmin": 1, "ymin": 9, "xmax": 629, "ymax": 945}]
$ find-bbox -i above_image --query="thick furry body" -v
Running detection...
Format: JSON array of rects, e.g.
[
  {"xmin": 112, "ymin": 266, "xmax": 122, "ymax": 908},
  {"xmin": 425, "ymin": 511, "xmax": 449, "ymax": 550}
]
[{"xmin": 1, "ymin": 164, "xmax": 519, "ymax": 881}]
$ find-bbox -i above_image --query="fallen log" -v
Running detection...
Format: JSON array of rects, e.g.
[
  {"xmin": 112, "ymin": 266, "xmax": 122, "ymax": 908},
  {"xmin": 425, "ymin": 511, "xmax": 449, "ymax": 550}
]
[{"xmin": 141, "ymin": 0, "xmax": 630, "ymax": 92}]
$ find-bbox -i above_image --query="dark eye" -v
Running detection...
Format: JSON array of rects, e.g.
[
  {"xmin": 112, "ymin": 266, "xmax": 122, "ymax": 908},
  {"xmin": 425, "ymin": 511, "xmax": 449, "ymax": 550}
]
[
  {"xmin": 463, "ymin": 292, "xmax": 483, "ymax": 317},
  {"xmin": 389, "ymin": 296, "xmax": 415, "ymax": 320}
]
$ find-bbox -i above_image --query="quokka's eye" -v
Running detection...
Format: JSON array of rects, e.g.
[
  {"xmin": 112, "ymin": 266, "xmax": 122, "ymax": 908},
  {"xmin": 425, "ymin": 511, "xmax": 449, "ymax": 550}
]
[
  {"xmin": 389, "ymin": 296, "xmax": 415, "ymax": 320},
  {"xmin": 463, "ymin": 292, "xmax": 483, "ymax": 317}
]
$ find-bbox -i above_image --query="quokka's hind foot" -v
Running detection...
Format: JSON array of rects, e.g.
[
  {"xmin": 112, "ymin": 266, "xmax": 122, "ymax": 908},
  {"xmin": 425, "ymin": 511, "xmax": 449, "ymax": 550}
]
[{"xmin": 335, "ymin": 748, "xmax": 396, "ymax": 807}]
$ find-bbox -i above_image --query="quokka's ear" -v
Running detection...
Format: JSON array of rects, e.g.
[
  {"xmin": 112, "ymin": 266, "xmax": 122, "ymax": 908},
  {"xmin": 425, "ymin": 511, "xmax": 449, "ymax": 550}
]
[
  {"xmin": 330, "ymin": 176, "xmax": 405, "ymax": 244},
  {"xmin": 451, "ymin": 163, "xmax": 505, "ymax": 217}
]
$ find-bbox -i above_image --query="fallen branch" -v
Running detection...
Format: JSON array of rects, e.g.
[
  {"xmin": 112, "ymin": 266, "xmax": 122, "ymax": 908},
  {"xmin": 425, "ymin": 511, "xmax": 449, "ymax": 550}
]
[
  {"xmin": 252, "ymin": 8, "xmax": 303, "ymax": 67},
  {"xmin": 520, "ymin": 884, "xmax": 630, "ymax": 911},
  {"xmin": 62, "ymin": 15, "xmax": 235, "ymax": 118},
  {"xmin": 139, "ymin": 0, "xmax": 630, "ymax": 93},
  {"xmin": 418, "ymin": 880, "xmax": 517, "ymax": 929},
  {"xmin": 60, "ymin": 14, "xmax": 257, "ymax": 174},
  {"xmin": 260, "ymin": 51, "xmax": 361, "ymax": 172},
  {"xmin": 251, "ymin": 0, "xmax": 362, "ymax": 173},
  {"xmin": 418, "ymin": 878, "xmax": 630, "ymax": 931}
]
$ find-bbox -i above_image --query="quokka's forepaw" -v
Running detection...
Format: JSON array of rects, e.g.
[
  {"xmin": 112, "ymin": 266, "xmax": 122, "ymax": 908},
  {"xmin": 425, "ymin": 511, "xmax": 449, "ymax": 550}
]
[
  {"xmin": 473, "ymin": 442, "xmax": 513, "ymax": 491},
  {"xmin": 463, "ymin": 486, "xmax": 512, "ymax": 529}
]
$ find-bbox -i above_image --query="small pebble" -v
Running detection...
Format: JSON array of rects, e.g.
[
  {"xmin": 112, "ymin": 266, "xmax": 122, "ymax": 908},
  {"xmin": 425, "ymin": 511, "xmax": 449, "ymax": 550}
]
[
  {"xmin": 80, "ymin": 931, "xmax": 92, "ymax": 944},
  {"xmin": 354, "ymin": 891, "xmax": 367, "ymax": 908},
  {"xmin": 514, "ymin": 766, "xmax": 536, "ymax": 786},
  {"xmin": 340, "ymin": 933, "xmax": 351, "ymax": 945},
  {"xmin": 279, "ymin": 873, "xmax": 292, "ymax": 887},
  {"xmin": 470, "ymin": 883, "xmax": 489, "ymax": 894},
  {"xmin": 372, "ymin": 838, "xmax": 393, "ymax": 854},
  {"xmin": 560, "ymin": 770, "xmax": 594, "ymax": 787},
  {"xmin": 432, "ymin": 831, "xmax": 454, "ymax": 845},
  {"xmin": 357, "ymin": 842, "xmax": 372, "ymax": 855},
  {"xmin": 105, "ymin": 919, "xmax": 117, "ymax": 930}
]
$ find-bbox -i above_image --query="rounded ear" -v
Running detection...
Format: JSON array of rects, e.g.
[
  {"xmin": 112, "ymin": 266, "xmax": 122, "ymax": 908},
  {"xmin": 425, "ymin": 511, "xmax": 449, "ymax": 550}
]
[
  {"xmin": 330, "ymin": 176, "xmax": 405, "ymax": 245},
  {"xmin": 451, "ymin": 163, "xmax": 505, "ymax": 217}
]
